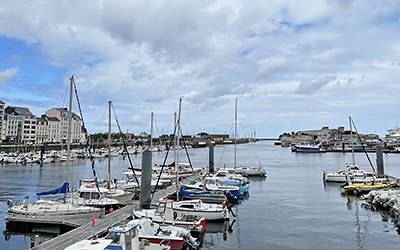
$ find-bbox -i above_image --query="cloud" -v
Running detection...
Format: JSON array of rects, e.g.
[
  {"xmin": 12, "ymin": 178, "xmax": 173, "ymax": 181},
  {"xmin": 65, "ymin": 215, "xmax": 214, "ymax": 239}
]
[
  {"xmin": 0, "ymin": 1, "xmax": 400, "ymax": 136},
  {"xmin": 0, "ymin": 68, "xmax": 18, "ymax": 87},
  {"xmin": 296, "ymin": 75, "xmax": 336, "ymax": 94}
]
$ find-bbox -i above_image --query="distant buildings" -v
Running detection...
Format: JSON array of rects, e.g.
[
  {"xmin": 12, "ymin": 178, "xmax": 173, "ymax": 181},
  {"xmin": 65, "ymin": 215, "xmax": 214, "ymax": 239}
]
[
  {"xmin": 0, "ymin": 100, "xmax": 84, "ymax": 146},
  {"xmin": 280, "ymin": 126, "xmax": 381, "ymax": 149}
]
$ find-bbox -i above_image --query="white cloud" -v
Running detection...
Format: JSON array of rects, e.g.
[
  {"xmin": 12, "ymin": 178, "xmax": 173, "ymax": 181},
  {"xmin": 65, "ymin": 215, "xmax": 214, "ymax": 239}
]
[{"xmin": 0, "ymin": 68, "xmax": 18, "ymax": 87}]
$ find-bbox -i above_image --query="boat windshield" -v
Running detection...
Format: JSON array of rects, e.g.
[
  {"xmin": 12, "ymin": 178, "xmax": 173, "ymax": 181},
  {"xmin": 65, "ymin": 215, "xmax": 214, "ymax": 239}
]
[
  {"xmin": 79, "ymin": 192, "xmax": 100, "ymax": 200},
  {"xmin": 79, "ymin": 192, "xmax": 91, "ymax": 199}
]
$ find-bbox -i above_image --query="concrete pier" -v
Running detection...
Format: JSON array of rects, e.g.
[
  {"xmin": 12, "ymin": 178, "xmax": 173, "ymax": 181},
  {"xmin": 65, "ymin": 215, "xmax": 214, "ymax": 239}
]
[
  {"xmin": 376, "ymin": 144, "xmax": 384, "ymax": 177},
  {"xmin": 208, "ymin": 143, "xmax": 215, "ymax": 174},
  {"xmin": 140, "ymin": 149, "xmax": 152, "ymax": 209}
]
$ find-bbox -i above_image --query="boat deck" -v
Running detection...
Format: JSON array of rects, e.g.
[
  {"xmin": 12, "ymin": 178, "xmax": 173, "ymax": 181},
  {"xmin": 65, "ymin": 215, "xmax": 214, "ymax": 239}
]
[{"xmin": 31, "ymin": 184, "xmax": 177, "ymax": 250}]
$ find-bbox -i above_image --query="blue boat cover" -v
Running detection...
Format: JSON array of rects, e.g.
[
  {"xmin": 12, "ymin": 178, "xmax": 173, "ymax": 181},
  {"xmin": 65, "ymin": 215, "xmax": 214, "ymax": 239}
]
[
  {"xmin": 37, "ymin": 182, "xmax": 69, "ymax": 196},
  {"xmin": 179, "ymin": 186, "xmax": 211, "ymax": 196}
]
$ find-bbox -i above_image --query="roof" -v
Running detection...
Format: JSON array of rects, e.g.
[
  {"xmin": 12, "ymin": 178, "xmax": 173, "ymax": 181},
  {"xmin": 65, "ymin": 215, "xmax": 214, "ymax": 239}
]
[
  {"xmin": 48, "ymin": 107, "xmax": 81, "ymax": 120},
  {"xmin": 0, "ymin": 100, "xmax": 4, "ymax": 104},
  {"xmin": 5, "ymin": 106, "xmax": 34, "ymax": 117}
]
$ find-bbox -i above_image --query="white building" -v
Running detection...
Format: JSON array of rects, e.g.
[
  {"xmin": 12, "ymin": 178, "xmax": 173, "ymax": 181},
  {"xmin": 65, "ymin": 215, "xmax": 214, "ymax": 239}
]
[
  {"xmin": 44, "ymin": 116, "xmax": 61, "ymax": 143},
  {"xmin": 35, "ymin": 116, "xmax": 49, "ymax": 145},
  {"xmin": 45, "ymin": 107, "xmax": 83, "ymax": 144},
  {"xmin": 4, "ymin": 106, "xmax": 36, "ymax": 144},
  {"xmin": 0, "ymin": 100, "xmax": 5, "ymax": 143}
]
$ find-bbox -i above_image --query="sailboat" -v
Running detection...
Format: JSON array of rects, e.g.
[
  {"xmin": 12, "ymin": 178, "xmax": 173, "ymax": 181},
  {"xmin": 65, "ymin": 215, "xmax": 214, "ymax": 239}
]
[
  {"xmin": 77, "ymin": 101, "xmax": 136, "ymax": 206},
  {"xmin": 7, "ymin": 182, "xmax": 104, "ymax": 225},
  {"xmin": 231, "ymin": 98, "xmax": 266, "ymax": 177}
]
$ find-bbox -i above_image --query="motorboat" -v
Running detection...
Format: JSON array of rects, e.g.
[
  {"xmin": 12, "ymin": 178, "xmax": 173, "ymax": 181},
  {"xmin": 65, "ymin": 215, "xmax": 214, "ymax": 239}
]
[
  {"xmin": 234, "ymin": 165, "xmax": 266, "ymax": 177},
  {"xmin": 65, "ymin": 224, "xmax": 171, "ymax": 250},
  {"xmin": 133, "ymin": 199, "xmax": 207, "ymax": 232},
  {"xmin": 159, "ymin": 199, "xmax": 228, "ymax": 221},
  {"xmin": 291, "ymin": 144, "xmax": 322, "ymax": 153},
  {"xmin": 127, "ymin": 218, "xmax": 199, "ymax": 250}
]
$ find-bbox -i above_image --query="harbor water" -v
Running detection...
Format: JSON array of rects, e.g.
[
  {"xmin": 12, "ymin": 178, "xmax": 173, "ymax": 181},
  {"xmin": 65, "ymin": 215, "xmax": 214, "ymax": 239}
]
[{"xmin": 1, "ymin": 141, "xmax": 400, "ymax": 250}]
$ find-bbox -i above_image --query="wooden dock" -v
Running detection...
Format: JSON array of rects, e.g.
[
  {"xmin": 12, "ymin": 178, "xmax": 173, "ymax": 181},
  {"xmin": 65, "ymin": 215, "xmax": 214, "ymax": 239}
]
[{"xmin": 32, "ymin": 185, "xmax": 177, "ymax": 250}]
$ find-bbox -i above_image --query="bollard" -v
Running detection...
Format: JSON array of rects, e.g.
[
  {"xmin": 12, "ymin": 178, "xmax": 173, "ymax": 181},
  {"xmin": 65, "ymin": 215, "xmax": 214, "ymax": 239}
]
[
  {"xmin": 376, "ymin": 144, "xmax": 384, "ymax": 177},
  {"xmin": 209, "ymin": 143, "xmax": 215, "ymax": 174},
  {"xmin": 140, "ymin": 149, "xmax": 152, "ymax": 209}
]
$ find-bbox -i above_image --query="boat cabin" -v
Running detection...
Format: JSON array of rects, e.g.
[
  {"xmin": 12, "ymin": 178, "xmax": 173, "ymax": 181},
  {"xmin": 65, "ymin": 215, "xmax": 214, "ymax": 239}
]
[{"xmin": 78, "ymin": 185, "xmax": 109, "ymax": 200}]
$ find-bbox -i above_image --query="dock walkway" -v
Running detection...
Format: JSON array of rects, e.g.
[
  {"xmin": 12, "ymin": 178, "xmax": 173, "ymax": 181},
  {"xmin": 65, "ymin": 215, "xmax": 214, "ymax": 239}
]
[{"xmin": 33, "ymin": 185, "xmax": 177, "ymax": 250}]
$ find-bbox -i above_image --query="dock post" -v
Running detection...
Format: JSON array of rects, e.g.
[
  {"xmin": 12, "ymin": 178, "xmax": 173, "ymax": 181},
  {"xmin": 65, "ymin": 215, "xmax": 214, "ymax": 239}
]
[
  {"xmin": 40, "ymin": 144, "xmax": 45, "ymax": 166},
  {"xmin": 209, "ymin": 142, "xmax": 215, "ymax": 174},
  {"xmin": 376, "ymin": 143, "xmax": 384, "ymax": 177},
  {"xmin": 140, "ymin": 149, "xmax": 152, "ymax": 209}
]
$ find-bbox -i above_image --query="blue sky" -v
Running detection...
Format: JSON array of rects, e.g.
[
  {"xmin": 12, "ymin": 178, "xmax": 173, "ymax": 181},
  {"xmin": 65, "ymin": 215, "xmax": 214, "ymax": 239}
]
[{"xmin": 0, "ymin": 0, "xmax": 399, "ymax": 137}]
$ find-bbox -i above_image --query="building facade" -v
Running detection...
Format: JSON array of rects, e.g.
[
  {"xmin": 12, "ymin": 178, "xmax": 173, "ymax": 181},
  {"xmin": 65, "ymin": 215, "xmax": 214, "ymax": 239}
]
[
  {"xmin": 35, "ymin": 116, "xmax": 49, "ymax": 145},
  {"xmin": 45, "ymin": 107, "xmax": 83, "ymax": 144},
  {"xmin": 46, "ymin": 116, "xmax": 61, "ymax": 143},
  {"xmin": 4, "ymin": 106, "xmax": 36, "ymax": 144}
]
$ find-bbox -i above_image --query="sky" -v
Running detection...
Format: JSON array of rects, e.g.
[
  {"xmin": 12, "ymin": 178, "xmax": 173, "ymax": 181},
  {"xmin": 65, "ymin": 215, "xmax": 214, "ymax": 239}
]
[{"xmin": 0, "ymin": 0, "xmax": 399, "ymax": 137}]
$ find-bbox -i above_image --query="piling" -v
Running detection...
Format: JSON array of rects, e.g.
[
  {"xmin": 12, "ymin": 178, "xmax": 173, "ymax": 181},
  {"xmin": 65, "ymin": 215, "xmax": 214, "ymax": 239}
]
[
  {"xmin": 208, "ymin": 143, "xmax": 215, "ymax": 174},
  {"xmin": 140, "ymin": 149, "xmax": 152, "ymax": 209},
  {"xmin": 40, "ymin": 144, "xmax": 45, "ymax": 166},
  {"xmin": 376, "ymin": 143, "xmax": 384, "ymax": 177}
]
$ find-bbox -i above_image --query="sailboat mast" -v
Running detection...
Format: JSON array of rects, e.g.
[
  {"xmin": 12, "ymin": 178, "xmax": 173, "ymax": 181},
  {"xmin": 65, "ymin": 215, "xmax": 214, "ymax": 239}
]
[
  {"xmin": 108, "ymin": 101, "xmax": 112, "ymax": 189},
  {"xmin": 67, "ymin": 75, "xmax": 73, "ymax": 162},
  {"xmin": 234, "ymin": 98, "xmax": 237, "ymax": 169},
  {"xmin": 349, "ymin": 116, "xmax": 355, "ymax": 165},
  {"xmin": 150, "ymin": 112, "xmax": 154, "ymax": 149},
  {"xmin": 175, "ymin": 98, "xmax": 182, "ymax": 201}
]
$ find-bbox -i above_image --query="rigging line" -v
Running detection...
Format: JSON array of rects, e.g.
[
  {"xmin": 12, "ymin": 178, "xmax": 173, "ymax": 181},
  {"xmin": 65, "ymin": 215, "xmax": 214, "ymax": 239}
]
[
  {"xmin": 111, "ymin": 103, "xmax": 140, "ymax": 187},
  {"xmin": 351, "ymin": 119, "xmax": 376, "ymax": 173},
  {"xmin": 60, "ymin": 81, "xmax": 69, "ymax": 107},
  {"xmin": 151, "ymin": 121, "xmax": 178, "ymax": 201},
  {"xmin": 71, "ymin": 76, "xmax": 102, "ymax": 195},
  {"xmin": 178, "ymin": 125, "xmax": 194, "ymax": 172},
  {"xmin": 218, "ymin": 144, "xmax": 226, "ymax": 165}
]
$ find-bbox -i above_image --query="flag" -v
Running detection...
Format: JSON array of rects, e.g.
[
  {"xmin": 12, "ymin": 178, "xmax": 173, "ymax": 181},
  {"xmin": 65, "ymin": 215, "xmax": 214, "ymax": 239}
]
[{"xmin": 91, "ymin": 214, "xmax": 96, "ymax": 228}]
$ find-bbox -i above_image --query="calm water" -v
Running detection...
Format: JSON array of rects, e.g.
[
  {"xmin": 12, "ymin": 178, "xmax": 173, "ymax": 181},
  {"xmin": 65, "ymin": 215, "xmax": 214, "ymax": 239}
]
[{"xmin": 1, "ymin": 141, "xmax": 400, "ymax": 250}]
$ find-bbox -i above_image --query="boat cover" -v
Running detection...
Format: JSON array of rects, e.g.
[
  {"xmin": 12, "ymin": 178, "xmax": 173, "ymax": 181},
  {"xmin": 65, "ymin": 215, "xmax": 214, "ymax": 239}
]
[{"xmin": 37, "ymin": 182, "xmax": 69, "ymax": 196}]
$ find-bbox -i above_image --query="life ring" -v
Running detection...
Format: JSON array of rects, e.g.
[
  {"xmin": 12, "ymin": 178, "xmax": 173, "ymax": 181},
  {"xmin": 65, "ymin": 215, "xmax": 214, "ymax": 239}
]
[{"xmin": 6, "ymin": 199, "xmax": 13, "ymax": 208}]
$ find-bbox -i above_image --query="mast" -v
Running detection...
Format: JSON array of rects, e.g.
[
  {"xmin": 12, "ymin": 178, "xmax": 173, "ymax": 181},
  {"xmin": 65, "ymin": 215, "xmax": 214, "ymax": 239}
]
[
  {"xmin": 175, "ymin": 98, "xmax": 182, "ymax": 201},
  {"xmin": 107, "ymin": 101, "xmax": 112, "ymax": 189},
  {"xmin": 67, "ymin": 75, "xmax": 73, "ymax": 162},
  {"xmin": 234, "ymin": 98, "xmax": 237, "ymax": 169},
  {"xmin": 150, "ymin": 112, "xmax": 154, "ymax": 149},
  {"xmin": 349, "ymin": 116, "xmax": 355, "ymax": 165}
]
